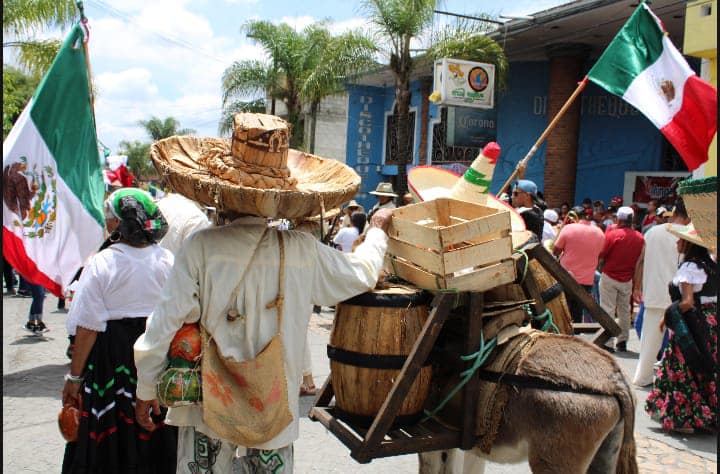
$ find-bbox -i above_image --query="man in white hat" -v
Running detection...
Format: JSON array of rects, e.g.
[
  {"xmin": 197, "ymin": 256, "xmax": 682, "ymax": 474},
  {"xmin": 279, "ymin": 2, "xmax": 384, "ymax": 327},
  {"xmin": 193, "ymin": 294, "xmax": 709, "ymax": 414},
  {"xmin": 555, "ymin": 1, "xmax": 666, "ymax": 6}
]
[
  {"xmin": 340, "ymin": 200, "xmax": 365, "ymax": 228},
  {"xmin": 542, "ymin": 209, "xmax": 559, "ymax": 242},
  {"xmin": 631, "ymin": 199, "xmax": 689, "ymax": 386},
  {"xmin": 598, "ymin": 206, "xmax": 645, "ymax": 352},
  {"xmin": 367, "ymin": 182, "xmax": 398, "ymax": 219}
]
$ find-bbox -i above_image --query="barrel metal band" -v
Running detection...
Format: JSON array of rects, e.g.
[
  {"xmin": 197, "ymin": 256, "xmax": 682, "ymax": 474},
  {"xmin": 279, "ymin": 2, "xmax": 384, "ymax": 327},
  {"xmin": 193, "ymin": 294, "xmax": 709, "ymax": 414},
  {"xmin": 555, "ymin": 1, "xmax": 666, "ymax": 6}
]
[
  {"xmin": 327, "ymin": 345, "xmax": 431, "ymax": 369},
  {"xmin": 540, "ymin": 283, "xmax": 563, "ymax": 303}
]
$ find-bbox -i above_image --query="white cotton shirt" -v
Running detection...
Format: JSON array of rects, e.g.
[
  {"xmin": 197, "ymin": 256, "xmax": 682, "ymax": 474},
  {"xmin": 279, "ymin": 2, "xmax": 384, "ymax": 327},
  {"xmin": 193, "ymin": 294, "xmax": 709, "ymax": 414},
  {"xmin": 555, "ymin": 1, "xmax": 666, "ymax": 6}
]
[
  {"xmin": 333, "ymin": 226, "xmax": 360, "ymax": 252},
  {"xmin": 156, "ymin": 193, "xmax": 211, "ymax": 255},
  {"xmin": 641, "ymin": 224, "xmax": 680, "ymax": 309},
  {"xmin": 542, "ymin": 221, "xmax": 556, "ymax": 242},
  {"xmin": 66, "ymin": 244, "xmax": 174, "ymax": 335},
  {"xmin": 134, "ymin": 217, "xmax": 388, "ymax": 450}
]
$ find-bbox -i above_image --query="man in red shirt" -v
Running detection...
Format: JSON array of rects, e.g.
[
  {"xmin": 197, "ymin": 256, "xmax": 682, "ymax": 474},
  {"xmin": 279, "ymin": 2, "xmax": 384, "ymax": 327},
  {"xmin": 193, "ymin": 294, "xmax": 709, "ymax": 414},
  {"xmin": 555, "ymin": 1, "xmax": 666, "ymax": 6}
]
[
  {"xmin": 598, "ymin": 206, "xmax": 645, "ymax": 352},
  {"xmin": 553, "ymin": 208, "xmax": 605, "ymax": 323}
]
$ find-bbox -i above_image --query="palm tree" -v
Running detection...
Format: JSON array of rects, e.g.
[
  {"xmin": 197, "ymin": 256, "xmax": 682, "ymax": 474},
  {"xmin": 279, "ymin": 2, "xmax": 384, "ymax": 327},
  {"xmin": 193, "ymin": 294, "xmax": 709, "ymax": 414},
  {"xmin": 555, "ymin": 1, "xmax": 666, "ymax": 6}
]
[
  {"xmin": 3, "ymin": 0, "xmax": 77, "ymax": 76},
  {"xmin": 221, "ymin": 21, "xmax": 376, "ymax": 149},
  {"xmin": 138, "ymin": 116, "xmax": 196, "ymax": 141},
  {"xmin": 361, "ymin": 0, "xmax": 436, "ymax": 197},
  {"xmin": 360, "ymin": 0, "xmax": 506, "ymax": 197},
  {"xmin": 301, "ymin": 30, "xmax": 378, "ymax": 153}
]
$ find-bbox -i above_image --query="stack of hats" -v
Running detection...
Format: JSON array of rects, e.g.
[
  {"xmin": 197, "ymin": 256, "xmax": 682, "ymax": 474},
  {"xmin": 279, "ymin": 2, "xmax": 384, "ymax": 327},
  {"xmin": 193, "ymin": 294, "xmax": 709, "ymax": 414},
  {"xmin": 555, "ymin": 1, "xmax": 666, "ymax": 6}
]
[
  {"xmin": 667, "ymin": 176, "xmax": 717, "ymax": 251},
  {"xmin": 149, "ymin": 113, "xmax": 361, "ymax": 218}
]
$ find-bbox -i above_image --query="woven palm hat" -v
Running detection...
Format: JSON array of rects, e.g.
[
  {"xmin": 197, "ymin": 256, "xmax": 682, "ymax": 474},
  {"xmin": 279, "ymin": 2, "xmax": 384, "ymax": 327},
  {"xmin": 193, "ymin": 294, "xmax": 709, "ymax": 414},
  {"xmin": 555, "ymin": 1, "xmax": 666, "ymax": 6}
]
[
  {"xmin": 369, "ymin": 182, "xmax": 398, "ymax": 197},
  {"xmin": 666, "ymin": 223, "xmax": 715, "ymax": 251},
  {"xmin": 344, "ymin": 199, "xmax": 364, "ymax": 213},
  {"xmin": 150, "ymin": 136, "xmax": 360, "ymax": 219},
  {"xmin": 407, "ymin": 164, "xmax": 533, "ymax": 249},
  {"xmin": 674, "ymin": 176, "xmax": 717, "ymax": 252}
]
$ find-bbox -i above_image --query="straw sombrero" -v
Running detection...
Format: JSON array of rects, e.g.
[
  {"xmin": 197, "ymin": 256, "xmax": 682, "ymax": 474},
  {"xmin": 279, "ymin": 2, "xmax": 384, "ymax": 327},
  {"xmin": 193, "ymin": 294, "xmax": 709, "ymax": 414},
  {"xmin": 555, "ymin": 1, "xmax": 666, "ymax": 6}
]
[
  {"xmin": 674, "ymin": 176, "xmax": 717, "ymax": 251},
  {"xmin": 150, "ymin": 135, "xmax": 360, "ymax": 219},
  {"xmin": 666, "ymin": 223, "xmax": 716, "ymax": 251}
]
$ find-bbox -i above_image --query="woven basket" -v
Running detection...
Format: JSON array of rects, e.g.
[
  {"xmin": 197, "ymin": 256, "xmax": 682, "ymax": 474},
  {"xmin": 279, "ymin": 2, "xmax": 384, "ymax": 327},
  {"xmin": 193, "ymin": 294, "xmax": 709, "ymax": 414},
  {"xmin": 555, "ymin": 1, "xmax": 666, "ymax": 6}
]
[
  {"xmin": 677, "ymin": 177, "xmax": 717, "ymax": 249},
  {"xmin": 150, "ymin": 136, "xmax": 360, "ymax": 218}
]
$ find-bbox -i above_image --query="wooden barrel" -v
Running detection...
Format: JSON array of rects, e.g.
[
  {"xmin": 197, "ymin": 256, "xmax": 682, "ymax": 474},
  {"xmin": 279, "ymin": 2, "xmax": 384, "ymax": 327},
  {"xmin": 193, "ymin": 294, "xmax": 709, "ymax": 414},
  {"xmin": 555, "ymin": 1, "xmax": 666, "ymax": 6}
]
[
  {"xmin": 329, "ymin": 286, "xmax": 432, "ymax": 428},
  {"xmin": 486, "ymin": 261, "xmax": 573, "ymax": 335},
  {"xmin": 527, "ymin": 260, "xmax": 574, "ymax": 335}
]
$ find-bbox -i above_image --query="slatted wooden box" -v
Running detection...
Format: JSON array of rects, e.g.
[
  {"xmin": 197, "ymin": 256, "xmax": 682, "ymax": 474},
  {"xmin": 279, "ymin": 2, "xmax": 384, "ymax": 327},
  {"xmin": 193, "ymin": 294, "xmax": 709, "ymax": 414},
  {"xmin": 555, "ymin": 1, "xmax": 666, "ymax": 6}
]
[{"xmin": 386, "ymin": 198, "xmax": 515, "ymax": 292}]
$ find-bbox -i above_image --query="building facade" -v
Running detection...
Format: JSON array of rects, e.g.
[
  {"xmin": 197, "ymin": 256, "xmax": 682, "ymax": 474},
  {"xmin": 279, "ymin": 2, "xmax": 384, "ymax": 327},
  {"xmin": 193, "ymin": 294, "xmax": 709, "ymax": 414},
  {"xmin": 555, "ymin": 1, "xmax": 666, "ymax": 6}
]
[{"xmin": 336, "ymin": 0, "xmax": 701, "ymax": 211}]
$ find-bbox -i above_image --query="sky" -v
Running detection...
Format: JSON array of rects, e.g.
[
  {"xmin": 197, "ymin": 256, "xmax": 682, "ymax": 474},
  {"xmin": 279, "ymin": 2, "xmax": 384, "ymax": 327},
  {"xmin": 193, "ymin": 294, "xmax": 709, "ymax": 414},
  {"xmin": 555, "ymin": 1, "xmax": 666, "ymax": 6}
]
[{"xmin": 18, "ymin": 0, "xmax": 571, "ymax": 153}]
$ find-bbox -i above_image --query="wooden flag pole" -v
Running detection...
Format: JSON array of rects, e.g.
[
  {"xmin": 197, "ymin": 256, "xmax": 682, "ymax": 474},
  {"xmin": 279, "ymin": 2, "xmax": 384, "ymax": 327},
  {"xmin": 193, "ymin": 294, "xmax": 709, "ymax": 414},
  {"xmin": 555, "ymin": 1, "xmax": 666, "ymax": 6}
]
[{"xmin": 497, "ymin": 77, "xmax": 589, "ymax": 197}]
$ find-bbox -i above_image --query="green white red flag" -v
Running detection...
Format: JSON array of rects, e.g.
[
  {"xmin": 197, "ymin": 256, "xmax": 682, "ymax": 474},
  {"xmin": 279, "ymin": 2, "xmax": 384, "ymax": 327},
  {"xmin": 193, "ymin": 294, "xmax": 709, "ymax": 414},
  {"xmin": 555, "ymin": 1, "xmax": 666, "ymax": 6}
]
[
  {"xmin": 587, "ymin": 2, "xmax": 717, "ymax": 171},
  {"xmin": 2, "ymin": 25, "xmax": 105, "ymax": 297}
]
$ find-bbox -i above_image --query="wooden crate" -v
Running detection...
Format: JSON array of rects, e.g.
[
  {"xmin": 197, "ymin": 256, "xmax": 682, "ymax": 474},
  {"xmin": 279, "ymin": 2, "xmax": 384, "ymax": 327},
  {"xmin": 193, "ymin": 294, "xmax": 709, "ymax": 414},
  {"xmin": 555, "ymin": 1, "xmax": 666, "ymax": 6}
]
[{"xmin": 387, "ymin": 198, "xmax": 515, "ymax": 291}]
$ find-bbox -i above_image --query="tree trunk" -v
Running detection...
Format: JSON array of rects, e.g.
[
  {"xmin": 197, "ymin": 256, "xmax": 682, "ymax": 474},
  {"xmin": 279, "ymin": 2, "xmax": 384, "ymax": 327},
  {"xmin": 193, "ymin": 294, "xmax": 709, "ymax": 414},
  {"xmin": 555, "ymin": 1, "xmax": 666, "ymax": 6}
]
[
  {"xmin": 309, "ymin": 101, "xmax": 319, "ymax": 154},
  {"xmin": 394, "ymin": 47, "xmax": 412, "ymax": 202}
]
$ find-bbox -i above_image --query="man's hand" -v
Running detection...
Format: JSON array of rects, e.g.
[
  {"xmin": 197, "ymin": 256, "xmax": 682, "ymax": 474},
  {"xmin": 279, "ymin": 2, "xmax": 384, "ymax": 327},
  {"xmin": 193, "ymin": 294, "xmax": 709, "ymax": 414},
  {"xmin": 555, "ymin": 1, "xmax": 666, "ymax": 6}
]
[
  {"xmin": 135, "ymin": 398, "xmax": 161, "ymax": 432},
  {"xmin": 632, "ymin": 286, "xmax": 642, "ymax": 304},
  {"xmin": 369, "ymin": 208, "xmax": 393, "ymax": 232}
]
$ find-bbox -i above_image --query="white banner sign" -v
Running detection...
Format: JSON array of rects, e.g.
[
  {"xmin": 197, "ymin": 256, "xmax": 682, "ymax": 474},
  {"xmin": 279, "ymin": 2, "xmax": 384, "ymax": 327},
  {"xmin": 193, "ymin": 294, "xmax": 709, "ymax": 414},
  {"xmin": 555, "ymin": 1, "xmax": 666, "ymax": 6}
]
[{"xmin": 433, "ymin": 58, "xmax": 495, "ymax": 109}]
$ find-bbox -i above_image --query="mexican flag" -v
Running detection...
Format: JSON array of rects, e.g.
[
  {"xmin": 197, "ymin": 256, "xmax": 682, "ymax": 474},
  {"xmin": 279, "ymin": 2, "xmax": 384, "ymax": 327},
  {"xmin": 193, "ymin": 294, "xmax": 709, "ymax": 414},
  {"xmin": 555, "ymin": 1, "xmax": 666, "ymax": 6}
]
[
  {"xmin": 587, "ymin": 2, "xmax": 717, "ymax": 171},
  {"xmin": 2, "ymin": 25, "xmax": 105, "ymax": 297}
]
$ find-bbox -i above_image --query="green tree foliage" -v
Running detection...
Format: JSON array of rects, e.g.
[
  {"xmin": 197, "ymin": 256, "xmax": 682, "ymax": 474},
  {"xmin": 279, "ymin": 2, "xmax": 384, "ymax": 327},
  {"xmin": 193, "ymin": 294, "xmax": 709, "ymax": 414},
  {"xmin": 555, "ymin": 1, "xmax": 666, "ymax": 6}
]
[
  {"xmin": 119, "ymin": 116, "xmax": 196, "ymax": 179},
  {"xmin": 118, "ymin": 139, "xmax": 152, "ymax": 178},
  {"xmin": 221, "ymin": 21, "xmax": 377, "ymax": 149},
  {"xmin": 3, "ymin": 0, "xmax": 77, "ymax": 76},
  {"xmin": 360, "ymin": 0, "xmax": 506, "ymax": 196},
  {"xmin": 3, "ymin": 65, "xmax": 40, "ymax": 139},
  {"xmin": 138, "ymin": 116, "xmax": 196, "ymax": 141}
]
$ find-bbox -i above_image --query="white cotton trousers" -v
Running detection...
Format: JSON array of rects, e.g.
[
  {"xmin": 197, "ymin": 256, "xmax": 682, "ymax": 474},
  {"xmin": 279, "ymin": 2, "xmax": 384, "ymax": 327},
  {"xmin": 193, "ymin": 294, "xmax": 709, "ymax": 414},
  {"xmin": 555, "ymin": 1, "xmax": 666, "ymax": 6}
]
[
  {"xmin": 303, "ymin": 332, "xmax": 312, "ymax": 377},
  {"xmin": 632, "ymin": 306, "xmax": 666, "ymax": 386}
]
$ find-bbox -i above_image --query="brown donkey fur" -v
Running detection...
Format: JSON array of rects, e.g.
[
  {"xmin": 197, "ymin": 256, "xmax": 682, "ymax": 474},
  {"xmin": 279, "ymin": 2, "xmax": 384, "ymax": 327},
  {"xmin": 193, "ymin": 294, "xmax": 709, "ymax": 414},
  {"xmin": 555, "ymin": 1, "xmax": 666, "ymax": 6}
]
[{"xmin": 420, "ymin": 333, "xmax": 638, "ymax": 474}]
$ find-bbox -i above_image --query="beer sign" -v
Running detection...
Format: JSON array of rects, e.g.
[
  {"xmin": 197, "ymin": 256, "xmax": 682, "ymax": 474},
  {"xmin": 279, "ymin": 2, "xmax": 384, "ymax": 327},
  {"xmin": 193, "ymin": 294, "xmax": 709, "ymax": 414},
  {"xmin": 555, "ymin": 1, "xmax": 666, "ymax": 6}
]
[{"xmin": 433, "ymin": 58, "xmax": 495, "ymax": 109}]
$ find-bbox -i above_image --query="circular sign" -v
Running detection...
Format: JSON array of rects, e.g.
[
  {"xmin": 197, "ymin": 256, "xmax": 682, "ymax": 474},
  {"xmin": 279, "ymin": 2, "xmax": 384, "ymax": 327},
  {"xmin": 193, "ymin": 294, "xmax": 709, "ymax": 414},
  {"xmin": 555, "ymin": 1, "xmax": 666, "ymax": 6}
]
[{"xmin": 468, "ymin": 66, "xmax": 490, "ymax": 92}]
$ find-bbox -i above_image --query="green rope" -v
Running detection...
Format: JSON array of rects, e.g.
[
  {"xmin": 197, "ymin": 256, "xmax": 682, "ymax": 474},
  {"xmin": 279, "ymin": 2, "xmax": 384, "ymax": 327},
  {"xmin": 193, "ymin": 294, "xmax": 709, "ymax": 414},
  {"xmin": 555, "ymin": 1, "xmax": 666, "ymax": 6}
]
[
  {"xmin": 532, "ymin": 308, "xmax": 560, "ymax": 334},
  {"xmin": 513, "ymin": 248, "xmax": 529, "ymax": 284},
  {"xmin": 422, "ymin": 329, "xmax": 497, "ymax": 422},
  {"xmin": 462, "ymin": 167, "xmax": 492, "ymax": 189}
]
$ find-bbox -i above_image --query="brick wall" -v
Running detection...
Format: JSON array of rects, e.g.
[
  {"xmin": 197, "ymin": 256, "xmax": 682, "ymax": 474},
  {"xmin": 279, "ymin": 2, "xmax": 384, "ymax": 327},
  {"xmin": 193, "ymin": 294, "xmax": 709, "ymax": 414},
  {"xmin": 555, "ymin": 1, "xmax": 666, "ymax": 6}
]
[{"xmin": 543, "ymin": 45, "xmax": 589, "ymax": 207}]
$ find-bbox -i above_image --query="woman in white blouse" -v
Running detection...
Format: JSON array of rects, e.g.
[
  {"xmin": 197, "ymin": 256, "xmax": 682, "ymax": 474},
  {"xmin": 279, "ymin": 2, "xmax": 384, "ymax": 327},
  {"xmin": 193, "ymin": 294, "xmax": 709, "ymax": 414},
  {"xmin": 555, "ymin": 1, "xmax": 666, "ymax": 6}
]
[
  {"xmin": 645, "ymin": 227, "xmax": 717, "ymax": 434},
  {"xmin": 61, "ymin": 188, "xmax": 177, "ymax": 474}
]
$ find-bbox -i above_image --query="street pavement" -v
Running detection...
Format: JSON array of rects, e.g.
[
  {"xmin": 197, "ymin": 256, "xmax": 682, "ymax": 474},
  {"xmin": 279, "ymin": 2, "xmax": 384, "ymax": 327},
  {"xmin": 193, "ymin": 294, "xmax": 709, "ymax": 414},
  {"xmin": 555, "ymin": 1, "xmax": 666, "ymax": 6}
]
[{"xmin": 3, "ymin": 290, "xmax": 717, "ymax": 473}]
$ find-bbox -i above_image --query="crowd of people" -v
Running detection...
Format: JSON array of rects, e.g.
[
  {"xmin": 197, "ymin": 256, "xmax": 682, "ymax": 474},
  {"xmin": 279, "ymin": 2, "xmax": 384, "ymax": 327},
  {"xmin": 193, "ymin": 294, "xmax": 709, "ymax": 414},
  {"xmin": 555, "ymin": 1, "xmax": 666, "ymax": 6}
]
[
  {"xmin": 3, "ymin": 164, "xmax": 716, "ymax": 473},
  {"xmin": 507, "ymin": 175, "xmax": 717, "ymax": 435}
]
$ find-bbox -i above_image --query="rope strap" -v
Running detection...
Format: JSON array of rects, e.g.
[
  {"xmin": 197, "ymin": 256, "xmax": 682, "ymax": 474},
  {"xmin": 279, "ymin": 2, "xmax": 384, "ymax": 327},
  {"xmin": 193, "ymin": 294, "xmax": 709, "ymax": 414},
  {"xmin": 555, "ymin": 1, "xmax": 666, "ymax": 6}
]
[
  {"xmin": 422, "ymin": 329, "xmax": 497, "ymax": 422},
  {"xmin": 530, "ymin": 307, "xmax": 560, "ymax": 334}
]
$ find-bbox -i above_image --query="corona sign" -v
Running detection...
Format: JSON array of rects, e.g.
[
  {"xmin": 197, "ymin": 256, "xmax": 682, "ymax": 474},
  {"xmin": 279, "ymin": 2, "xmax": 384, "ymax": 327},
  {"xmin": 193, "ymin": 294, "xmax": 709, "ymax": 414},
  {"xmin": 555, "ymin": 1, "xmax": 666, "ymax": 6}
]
[{"xmin": 432, "ymin": 58, "xmax": 495, "ymax": 109}]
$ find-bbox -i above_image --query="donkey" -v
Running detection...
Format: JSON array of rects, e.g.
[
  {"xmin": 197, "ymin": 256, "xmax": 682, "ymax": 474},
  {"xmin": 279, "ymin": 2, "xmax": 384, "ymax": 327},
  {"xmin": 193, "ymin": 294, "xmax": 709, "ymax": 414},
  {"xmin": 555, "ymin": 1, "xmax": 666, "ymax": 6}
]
[{"xmin": 419, "ymin": 333, "xmax": 638, "ymax": 474}]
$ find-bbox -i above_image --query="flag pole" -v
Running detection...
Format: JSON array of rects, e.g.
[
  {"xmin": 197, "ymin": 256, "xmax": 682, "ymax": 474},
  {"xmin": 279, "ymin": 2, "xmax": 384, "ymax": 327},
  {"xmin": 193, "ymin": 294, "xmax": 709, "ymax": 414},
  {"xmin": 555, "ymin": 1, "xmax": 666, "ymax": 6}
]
[
  {"xmin": 497, "ymin": 77, "xmax": 589, "ymax": 197},
  {"xmin": 76, "ymin": 2, "xmax": 96, "ymax": 115}
]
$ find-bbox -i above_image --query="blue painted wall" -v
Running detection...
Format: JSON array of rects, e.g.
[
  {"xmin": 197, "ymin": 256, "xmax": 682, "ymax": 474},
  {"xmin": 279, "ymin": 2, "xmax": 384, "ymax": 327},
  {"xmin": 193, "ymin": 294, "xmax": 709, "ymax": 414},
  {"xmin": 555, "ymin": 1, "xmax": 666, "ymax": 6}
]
[
  {"xmin": 575, "ymin": 80, "xmax": 663, "ymax": 204},
  {"xmin": 490, "ymin": 61, "xmax": 550, "ymax": 195},
  {"xmin": 346, "ymin": 80, "xmax": 427, "ymax": 210},
  {"xmin": 344, "ymin": 57, "xmax": 690, "ymax": 209},
  {"xmin": 345, "ymin": 84, "xmax": 388, "ymax": 208}
]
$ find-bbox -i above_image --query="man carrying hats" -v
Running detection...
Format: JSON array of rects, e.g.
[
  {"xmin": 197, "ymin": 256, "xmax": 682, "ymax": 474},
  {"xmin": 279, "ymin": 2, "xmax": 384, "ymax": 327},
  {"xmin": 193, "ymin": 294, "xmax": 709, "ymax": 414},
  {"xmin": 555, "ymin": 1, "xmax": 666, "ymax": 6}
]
[
  {"xmin": 598, "ymin": 206, "xmax": 645, "ymax": 352},
  {"xmin": 367, "ymin": 182, "xmax": 398, "ymax": 219},
  {"xmin": 511, "ymin": 179, "xmax": 544, "ymax": 240},
  {"xmin": 133, "ymin": 114, "xmax": 394, "ymax": 473}
]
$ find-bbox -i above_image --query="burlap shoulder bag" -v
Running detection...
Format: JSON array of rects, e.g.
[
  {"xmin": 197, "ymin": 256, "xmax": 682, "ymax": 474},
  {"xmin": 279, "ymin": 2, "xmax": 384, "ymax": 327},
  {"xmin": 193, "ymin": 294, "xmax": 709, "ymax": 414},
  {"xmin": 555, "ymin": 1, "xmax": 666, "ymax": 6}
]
[{"xmin": 201, "ymin": 228, "xmax": 293, "ymax": 446}]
